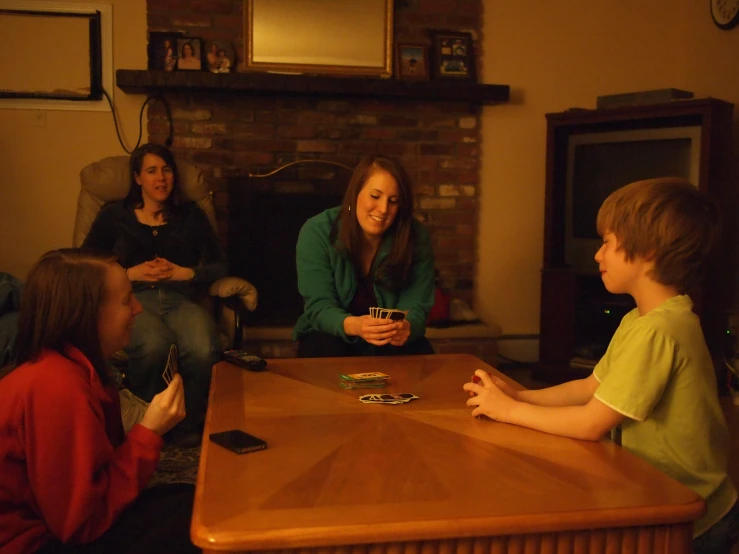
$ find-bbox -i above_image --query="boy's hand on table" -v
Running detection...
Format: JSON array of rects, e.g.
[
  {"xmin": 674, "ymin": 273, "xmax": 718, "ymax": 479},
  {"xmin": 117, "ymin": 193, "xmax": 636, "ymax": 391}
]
[
  {"xmin": 465, "ymin": 371, "xmax": 519, "ymax": 400},
  {"xmin": 463, "ymin": 369, "xmax": 517, "ymax": 421}
]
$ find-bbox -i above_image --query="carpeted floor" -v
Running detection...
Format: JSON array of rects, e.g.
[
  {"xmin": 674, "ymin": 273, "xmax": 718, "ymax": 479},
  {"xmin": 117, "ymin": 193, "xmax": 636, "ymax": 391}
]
[{"xmin": 147, "ymin": 443, "xmax": 201, "ymax": 488}]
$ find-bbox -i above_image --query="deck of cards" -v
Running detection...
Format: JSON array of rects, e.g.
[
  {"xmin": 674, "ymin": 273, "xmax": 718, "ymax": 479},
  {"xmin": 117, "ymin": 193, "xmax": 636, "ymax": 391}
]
[
  {"xmin": 370, "ymin": 307, "xmax": 408, "ymax": 321},
  {"xmin": 162, "ymin": 344, "xmax": 179, "ymax": 385},
  {"xmin": 359, "ymin": 393, "xmax": 419, "ymax": 405},
  {"xmin": 340, "ymin": 371, "xmax": 390, "ymax": 390}
]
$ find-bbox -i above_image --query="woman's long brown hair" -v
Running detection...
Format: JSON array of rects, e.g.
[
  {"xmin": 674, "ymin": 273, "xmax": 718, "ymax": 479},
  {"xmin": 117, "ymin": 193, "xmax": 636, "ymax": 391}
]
[
  {"xmin": 10, "ymin": 249, "xmax": 117, "ymax": 385},
  {"xmin": 335, "ymin": 155, "xmax": 416, "ymax": 290}
]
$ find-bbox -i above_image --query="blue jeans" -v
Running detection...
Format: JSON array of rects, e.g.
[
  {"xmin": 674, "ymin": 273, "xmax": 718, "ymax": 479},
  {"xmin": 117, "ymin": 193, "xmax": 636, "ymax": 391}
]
[
  {"xmin": 693, "ymin": 500, "xmax": 739, "ymax": 554},
  {"xmin": 125, "ymin": 288, "xmax": 219, "ymax": 431}
]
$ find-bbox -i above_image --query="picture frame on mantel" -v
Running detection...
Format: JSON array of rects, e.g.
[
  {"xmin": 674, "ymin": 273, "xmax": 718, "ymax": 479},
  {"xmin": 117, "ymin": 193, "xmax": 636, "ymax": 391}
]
[
  {"xmin": 204, "ymin": 39, "xmax": 235, "ymax": 73},
  {"xmin": 148, "ymin": 31, "xmax": 182, "ymax": 72},
  {"xmin": 430, "ymin": 30, "xmax": 476, "ymax": 81},
  {"xmin": 176, "ymin": 37, "xmax": 203, "ymax": 71},
  {"xmin": 395, "ymin": 43, "xmax": 428, "ymax": 80}
]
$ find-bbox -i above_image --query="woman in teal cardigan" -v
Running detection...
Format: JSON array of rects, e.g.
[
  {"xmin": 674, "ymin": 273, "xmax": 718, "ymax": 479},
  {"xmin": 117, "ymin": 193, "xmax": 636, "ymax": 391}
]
[{"xmin": 293, "ymin": 154, "xmax": 436, "ymax": 357}]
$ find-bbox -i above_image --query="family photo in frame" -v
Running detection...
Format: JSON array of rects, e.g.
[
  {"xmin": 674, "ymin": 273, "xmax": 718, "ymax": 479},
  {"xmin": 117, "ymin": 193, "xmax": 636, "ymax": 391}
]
[
  {"xmin": 148, "ymin": 31, "xmax": 182, "ymax": 71},
  {"xmin": 430, "ymin": 30, "xmax": 475, "ymax": 80},
  {"xmin": 395, "ymin": 43, "xmax": 428, "ymax": 80},
  {"xmin": 176, "ymin": 38, "xmax": 202, "ymax": 71},
  {"xmin": 204, "ymin": 39, "xmax": 235, "ymax": 73}
]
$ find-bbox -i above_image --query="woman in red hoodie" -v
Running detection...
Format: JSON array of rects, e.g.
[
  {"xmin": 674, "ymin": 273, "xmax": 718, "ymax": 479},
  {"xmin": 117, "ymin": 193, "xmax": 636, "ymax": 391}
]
[{"xmin": 0, "ymin": 249, "xmax": 198, "ymax": 553}]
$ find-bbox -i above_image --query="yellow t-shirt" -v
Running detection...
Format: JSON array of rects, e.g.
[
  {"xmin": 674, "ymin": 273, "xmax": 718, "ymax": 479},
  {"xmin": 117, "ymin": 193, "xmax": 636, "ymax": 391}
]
[{"xmin": 593, "ymin": 295, "xmax": 736, "ymax": 537}]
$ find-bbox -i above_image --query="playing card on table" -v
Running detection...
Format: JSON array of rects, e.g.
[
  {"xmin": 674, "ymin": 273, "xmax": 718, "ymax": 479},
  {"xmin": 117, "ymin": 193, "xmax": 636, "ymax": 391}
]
[
  {"xmin": 339, "ymin": 371, "xmax": 390, "ymax": 390},
  {"xmin": 342, "ymin": 372, "xmax": 389, "ymax": 381},
  {"xmin": 340, "ymin": 381, "xmax": 387, "ymax": 390},
  {"xmin": 359, "ymin": 393, "xmax": 419, "ymax": 405},
  {"xmin": 162, "ymin": 344, "xmax": 179, "ymax": 385}
]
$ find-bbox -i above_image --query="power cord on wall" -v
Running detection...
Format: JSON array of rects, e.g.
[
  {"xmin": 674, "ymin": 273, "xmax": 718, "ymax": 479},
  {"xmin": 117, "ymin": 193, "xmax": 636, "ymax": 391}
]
[{"xmin": 102, "ymin": 89, "xmax": 173, "ymax": 154}]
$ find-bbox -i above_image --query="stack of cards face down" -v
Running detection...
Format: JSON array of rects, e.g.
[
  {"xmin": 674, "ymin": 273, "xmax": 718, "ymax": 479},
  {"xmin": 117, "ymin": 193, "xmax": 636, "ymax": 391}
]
[
  {"xmin": 340, "ymin": 371, "xmax": 390, "ymax": 390},
  {"xmin": 370, "ymin": 307, "xmax": 408, "ymax": 321},
  {"xmin": 359, "ymin": 393, "xmax": 419, "ymax": 405}
]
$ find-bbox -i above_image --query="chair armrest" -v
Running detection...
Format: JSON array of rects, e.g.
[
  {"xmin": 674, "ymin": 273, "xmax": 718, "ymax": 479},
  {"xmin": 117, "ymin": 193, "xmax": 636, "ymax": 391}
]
[
  {"xmin": 209, "ymin": 276, "xmax": 258, "ymax": 312},
  {"xmin": 210, "ymin": 277, "xmax": 258, "ymax": 351}
]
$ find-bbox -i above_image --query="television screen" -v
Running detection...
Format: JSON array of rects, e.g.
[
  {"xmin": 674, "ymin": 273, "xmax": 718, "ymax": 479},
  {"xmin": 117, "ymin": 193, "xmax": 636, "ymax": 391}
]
[
  {"xmin": 572, "ymin": 139, "xmax": 692, "ymax": 238},
  {"xmin": 564, "ymin": 126, "xmax": 701, "ymax": 269}
]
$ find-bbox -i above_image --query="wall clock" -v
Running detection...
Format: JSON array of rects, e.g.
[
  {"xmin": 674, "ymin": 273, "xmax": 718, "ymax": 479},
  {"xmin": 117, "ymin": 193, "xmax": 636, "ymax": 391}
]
[{"xmin": 711, "ymin": 0, "xmax": 739, "ymax": 29}]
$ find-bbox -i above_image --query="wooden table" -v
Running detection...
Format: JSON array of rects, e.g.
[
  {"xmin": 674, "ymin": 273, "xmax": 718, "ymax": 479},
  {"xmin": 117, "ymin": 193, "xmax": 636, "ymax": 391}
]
[{"xmin": 192, "ymin": 354, "xmax": 704, "ymax": 553}]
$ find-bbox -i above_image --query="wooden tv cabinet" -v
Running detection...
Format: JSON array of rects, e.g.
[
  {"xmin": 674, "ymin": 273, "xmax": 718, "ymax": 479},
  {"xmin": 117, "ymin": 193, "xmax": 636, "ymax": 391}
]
[{"xmin": 535, "ymin": 98, "xmax": 735, "ymax": 383}]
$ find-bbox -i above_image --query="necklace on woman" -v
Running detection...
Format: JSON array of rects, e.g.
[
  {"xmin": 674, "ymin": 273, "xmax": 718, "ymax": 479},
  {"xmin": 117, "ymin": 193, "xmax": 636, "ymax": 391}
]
[
  {"xmin": 151, "ymin": 218, "xmax": 165, "ymax": 236},
  {"xmin": 137, "ymin": 208, "xmax": 164, "ymax": 236}
]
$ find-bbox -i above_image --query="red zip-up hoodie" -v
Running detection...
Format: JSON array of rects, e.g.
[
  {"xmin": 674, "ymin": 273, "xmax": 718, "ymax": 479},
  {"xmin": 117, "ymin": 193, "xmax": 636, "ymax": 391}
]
[{"xmin": 0, "ymin": 346, "xmax": 162, "ymax": 553}]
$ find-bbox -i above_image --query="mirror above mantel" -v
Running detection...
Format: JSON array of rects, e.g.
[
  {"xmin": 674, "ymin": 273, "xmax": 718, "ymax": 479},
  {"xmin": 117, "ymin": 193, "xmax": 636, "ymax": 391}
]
[{"xmin": 245, "ymin": 0, "xmax": 393, "ymax": 77}]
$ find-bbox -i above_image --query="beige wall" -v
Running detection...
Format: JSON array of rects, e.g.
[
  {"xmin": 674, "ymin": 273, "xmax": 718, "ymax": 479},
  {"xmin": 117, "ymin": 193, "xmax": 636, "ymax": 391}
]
[
  {"xmin": 3, "ymin": 0, "xmax": 738, "ymax": 356},
  {"xmin": 0, "ymin": 0, "xmax": 147, "ymax": 279},
  {"xmin": 478, "ymin": 0, "xmax": 739, "ymax": 357}
]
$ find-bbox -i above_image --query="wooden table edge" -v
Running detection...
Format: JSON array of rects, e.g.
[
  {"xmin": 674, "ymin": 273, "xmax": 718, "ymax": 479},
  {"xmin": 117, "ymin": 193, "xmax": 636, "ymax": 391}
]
[{"xmin": 190, "ymin": 498, "xmax": 704, "ymax": 550}]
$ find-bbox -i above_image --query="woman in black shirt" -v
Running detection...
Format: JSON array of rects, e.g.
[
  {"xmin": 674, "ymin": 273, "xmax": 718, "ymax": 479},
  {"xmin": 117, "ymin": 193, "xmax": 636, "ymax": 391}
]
[{"xmin": 83, "ymin": 143, "xmax": 225, "ymax": 447}]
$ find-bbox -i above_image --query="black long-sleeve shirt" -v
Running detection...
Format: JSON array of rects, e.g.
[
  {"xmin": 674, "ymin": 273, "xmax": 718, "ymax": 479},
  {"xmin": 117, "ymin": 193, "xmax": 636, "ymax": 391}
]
[{"xmin": 82, "ymin": 200, "xmax": 227, "ymax": 298}]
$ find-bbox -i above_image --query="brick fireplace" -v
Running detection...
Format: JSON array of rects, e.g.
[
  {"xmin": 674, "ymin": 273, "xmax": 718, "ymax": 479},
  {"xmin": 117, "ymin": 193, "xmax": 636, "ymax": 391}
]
[{"xmin": 144, "ymin": 0, "xmax": 501, "ymax": 362}]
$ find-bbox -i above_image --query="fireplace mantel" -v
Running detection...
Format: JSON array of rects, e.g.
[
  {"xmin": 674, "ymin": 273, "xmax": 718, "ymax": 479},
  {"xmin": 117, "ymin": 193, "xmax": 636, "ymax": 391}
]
[{"xmin": 116, "ymin": 70, "xmax": 510, "ymax": 104}]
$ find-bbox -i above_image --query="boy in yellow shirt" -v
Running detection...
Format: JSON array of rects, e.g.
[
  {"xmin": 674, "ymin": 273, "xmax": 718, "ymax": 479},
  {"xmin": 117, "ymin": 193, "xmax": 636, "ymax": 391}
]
[{"xmin": 465, "ymin": 178, "xmax": 738, "ymax": 552}]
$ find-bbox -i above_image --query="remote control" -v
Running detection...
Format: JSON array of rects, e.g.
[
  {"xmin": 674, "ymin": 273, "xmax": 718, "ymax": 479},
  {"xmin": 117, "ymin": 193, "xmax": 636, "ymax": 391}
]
[{"xmin": 222, "ymin": 350, "xmax": 268, "ymax": 372}]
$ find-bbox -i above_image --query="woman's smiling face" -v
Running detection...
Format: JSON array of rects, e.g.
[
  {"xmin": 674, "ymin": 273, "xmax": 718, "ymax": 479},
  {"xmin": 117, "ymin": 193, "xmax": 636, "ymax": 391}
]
[{"xmin": 355, "ymin": 167, "xmax": 400, "ymax": 241}]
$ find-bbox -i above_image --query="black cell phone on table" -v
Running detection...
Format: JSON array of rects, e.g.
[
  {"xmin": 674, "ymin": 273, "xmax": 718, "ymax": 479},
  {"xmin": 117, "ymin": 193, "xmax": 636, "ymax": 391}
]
[
  {"xmin": 222, "ymin": 350, "xmax": 267, "ymax": 372},
  {"xmin": 209, "ymin": 430, "xmax": 267, "ymax": 454}
]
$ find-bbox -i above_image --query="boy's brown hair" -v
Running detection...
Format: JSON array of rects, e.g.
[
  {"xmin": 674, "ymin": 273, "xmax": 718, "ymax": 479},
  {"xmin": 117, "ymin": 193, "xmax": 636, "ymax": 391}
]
[{"xmin": 596, "ymin": 177, "xmax": 720, "ymax": 293}]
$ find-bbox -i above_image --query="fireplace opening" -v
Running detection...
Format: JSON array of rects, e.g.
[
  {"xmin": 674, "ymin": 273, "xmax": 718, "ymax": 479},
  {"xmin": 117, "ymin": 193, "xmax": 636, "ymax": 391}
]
[{"xmin": 228, "ymin": 162, "xmax": 351, "ymax": 326}]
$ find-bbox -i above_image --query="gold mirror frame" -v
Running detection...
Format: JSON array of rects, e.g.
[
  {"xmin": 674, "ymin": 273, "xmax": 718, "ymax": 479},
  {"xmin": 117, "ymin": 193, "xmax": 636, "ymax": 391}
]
[{"xmin": 245, "ymin": 0, "xmax": 393, "ymax": 78}]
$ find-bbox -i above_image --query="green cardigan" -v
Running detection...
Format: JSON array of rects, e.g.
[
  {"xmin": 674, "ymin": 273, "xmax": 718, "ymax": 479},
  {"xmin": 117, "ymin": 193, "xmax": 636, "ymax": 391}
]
[{"xmin": 292, "ymin": 207, "xmax": 435, "ymax": 351}]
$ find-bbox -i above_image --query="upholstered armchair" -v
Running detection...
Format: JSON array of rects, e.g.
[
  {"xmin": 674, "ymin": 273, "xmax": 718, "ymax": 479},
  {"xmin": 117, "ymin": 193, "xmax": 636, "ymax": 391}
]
[{"xmin": 74, "ymin": 155, "xmax": 257, "ymax": 351}]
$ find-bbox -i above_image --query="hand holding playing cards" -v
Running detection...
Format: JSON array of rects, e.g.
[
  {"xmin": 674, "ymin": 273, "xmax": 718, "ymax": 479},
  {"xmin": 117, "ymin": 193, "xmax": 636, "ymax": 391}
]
[
  {"xmin": 388, "ymin": 319, "xmax": 411, "ymax": 347},
  {"xmin": 140, "ymin": 374, "xmax": 186, "ymax": 436},
  {"xmin": 463, "ymin": 369, "xmax": 517, "ymax": 421},
  {"xmin": 344, "ymin": 315, "xmax": 402, "ymax": 346}
]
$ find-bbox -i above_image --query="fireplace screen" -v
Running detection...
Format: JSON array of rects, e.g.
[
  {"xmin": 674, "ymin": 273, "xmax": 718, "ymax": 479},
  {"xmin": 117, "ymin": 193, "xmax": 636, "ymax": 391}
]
[{"xmin": 228, "ymin": 161, "xmax": 351, "ymax": 326}]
